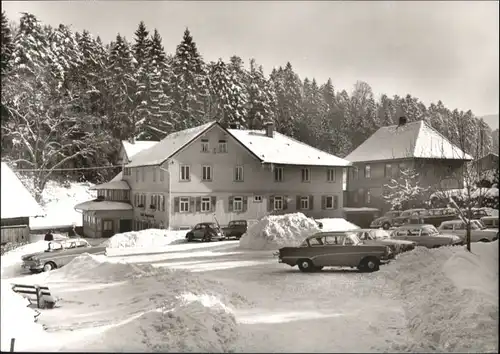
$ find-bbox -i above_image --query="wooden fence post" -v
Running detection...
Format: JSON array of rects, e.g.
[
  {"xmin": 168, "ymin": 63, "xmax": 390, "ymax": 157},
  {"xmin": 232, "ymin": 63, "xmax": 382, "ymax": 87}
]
[
  {"xmin": 35, "ymin": 285, "xmax": 41, "ymax": 309},
  {"xmin": 10, "ymin": 338, "xmax": 15, "ymax": 352}
]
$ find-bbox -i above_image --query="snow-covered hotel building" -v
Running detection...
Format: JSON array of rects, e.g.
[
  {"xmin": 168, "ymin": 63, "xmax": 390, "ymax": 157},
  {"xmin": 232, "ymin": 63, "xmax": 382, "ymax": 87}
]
[{"xmin": 75, "ymin": 121, "xmax": 351, "ymax": 238}]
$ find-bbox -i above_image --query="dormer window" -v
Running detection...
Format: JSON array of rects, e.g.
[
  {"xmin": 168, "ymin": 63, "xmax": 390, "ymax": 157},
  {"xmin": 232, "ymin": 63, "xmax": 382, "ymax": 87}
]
[{"xmin": 201, "ymin": 139, "xmax": 209, "ymax": 153}]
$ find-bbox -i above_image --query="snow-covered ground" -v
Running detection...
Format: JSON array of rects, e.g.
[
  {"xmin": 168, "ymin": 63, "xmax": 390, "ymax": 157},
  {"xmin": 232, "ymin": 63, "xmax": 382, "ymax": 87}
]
[
  {"xmin": 30, "ymin": 180, "xmax": 96, "ymax": 228},
  {"xmin": 1, "ymin": 215, "xmax": 498, "ymax": 352}
]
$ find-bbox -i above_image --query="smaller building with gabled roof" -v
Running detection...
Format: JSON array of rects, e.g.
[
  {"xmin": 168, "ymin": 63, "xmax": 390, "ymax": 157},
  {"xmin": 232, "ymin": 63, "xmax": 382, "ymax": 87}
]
[{"xmin": 344, "ymin": 119, "xmax": 473, "ymax": 211}]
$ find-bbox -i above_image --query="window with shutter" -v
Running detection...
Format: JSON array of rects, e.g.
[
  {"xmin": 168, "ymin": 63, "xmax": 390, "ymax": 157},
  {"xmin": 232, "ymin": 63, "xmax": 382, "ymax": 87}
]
[
  {"xmin": 179, "ymin": 197, "xmax": 189, "ymax": 212},
  {"xmin": 201, "ymin": 197, "xmax": 211, "ymax": 212},
  {"xmin": 233, "ymin": 196, "xmax": 243, "ymax": 212}
]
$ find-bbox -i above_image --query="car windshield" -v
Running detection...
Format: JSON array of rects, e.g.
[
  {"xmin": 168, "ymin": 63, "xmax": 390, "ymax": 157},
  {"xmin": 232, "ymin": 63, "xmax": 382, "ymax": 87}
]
[
  {"xmin": 423, "ymin": 225, "xmax": 439, "ymax": 235},
  {"xmin": 345, "ymin": 233, "xmax": 361, "ymax": 245},
  {"xmin": 386, "ymin": 211, "xmax": 399, "ymax": 218},
  {"xmin": 471, "ymin": 220, "xmax": 485, "ymax": 230},
  {"xmin": 371, "ymin": 230, "xmax": 391, "ymax": 240},
  {"xmin": 400, "ymin": 211, "xmax": 411, "ymax": 217}
]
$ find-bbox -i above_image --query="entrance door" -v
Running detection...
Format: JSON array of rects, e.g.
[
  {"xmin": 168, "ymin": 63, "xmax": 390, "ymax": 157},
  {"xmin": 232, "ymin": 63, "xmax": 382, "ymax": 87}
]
[
  {"xmin": 120, "ymin": 219, "xmax": 132, "ymax": 233},
  {"xmin": 102, "ymin": 220, "xmax": 114, "ymax": 238}
]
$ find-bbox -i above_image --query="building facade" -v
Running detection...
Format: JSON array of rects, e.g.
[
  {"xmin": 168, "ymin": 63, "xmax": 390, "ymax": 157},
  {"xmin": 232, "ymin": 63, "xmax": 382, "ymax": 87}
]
[
  {"xmin": 76, "ymin": 121, "xmax": 351, "ymax": 236},
  {"xmin": 345, "ymin": 119, "xmax": 472, "ymax": 212}
]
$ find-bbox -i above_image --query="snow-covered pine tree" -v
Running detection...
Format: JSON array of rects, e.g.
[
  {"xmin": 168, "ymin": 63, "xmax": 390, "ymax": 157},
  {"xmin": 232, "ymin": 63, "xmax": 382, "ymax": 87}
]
[
  {"xmin": 269, "ymin": 62, "xmax": 303, "ymax": 137},
  {"xmin": 142, "ymin": 28, "xmax": 175, "ymax": 140},
  {"xmin": 208, "ymin": 58, "xmax": 248, "ymax": 127},
  {"xmin": 246, "ymin": 58, "xmax": 276, "ymax": 129},
  {"xmin": 106, "ymin": 34, "xmax": 138, "ymax": 140},
  {"xmin": 1, "ymin": 11, "xmax": 14, "ymax": 75},
  {"xmin": 318, "ymin": 78, "xmax": 345, "ymax": 155},
  {"xmin": 171, "ymin": 28, "xmax": 209, "ymax": 128},
  {"xmin": 132, "ymin": 21, "xmax": 152, "ymax": 139},
  {"xmin": 348, "ymin": 81, "xmax": 379, "ymax": 149},
  {"xmin": 378, "ymin": 94, "xmax": 396, "ymax": 126},
  {"xmin": 296, "ymin": 78, "xmax": 324, "ymax": 147}
]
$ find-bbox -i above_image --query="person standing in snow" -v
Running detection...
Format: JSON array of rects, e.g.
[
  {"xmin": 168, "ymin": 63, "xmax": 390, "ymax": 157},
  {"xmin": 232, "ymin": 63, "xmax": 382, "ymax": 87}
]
[{"xmin": 44, "ymin": 230, "xmax": 54, "ymax": 241}]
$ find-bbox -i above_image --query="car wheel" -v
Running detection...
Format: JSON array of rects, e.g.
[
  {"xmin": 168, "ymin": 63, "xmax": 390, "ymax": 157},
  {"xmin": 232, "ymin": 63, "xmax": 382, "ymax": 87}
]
[
  {"xmin": 43, "ymin": 262, "xmax": 56, "ymax": 272},
  {"xmin": 359, "ymin": 257, "xmax": 380, "ymax": 272},
  {"xmin": 186, "ymin": 233, "xmax": 194, "ymax": 242},
  {"xmin": 382, "ymin": 222, "xmax": 391, "ymax": 230},
  {"xmin": 297, "ymin": 259, "xmax": 315, "ymax": 272}
]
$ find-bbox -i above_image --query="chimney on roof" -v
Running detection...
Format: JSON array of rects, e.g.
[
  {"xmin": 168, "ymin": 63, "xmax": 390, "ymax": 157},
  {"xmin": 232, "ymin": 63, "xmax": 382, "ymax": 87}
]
[
  {"xmin": 263, "ymin": 121, "xmax": 274, "ymax": 138},
  {"xmin": 228, "ymin": 122, "xmax": 241, "ymax": 130},
  {"xmin": 398, "ymin": 116, "xmax": 407, "ymax": 127}
]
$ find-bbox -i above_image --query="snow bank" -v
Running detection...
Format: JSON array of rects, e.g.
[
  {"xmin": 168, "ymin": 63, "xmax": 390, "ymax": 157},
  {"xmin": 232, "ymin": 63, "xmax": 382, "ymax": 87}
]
[
  {"xmin": 102, "ymin": 229, "xmax": 186, "ymax": 248},
  {"xmin": 378, "ymin": 243, "xmax": 498, "ymax": 352},
  {"xmin": 1, "ymin": 281, "xmax": 47, "ymax": 352},
  {"xmin": 1, "ymin": 237, "xmax": 67, "ymax": 278},
  {"xmin": 239, "ymin": 213, "xmax": 320, "ymax": 250},
  {"xmin": 49, "ymin": 254, "xmax": 245, "ymax": 352},
  {"xmin": 74, "ymin": 297, "xmax": 239, "ymax": 352},
  {"xmin": 30, "ymin": 180, "xmax": 95, "ymax": 228},
  {"xmin": 316, "ymin": 217, "xmax": 360, "ymax": 231},
  {"xmin": 101, "ymin": 229, "xmax": 187, "ymax": 256}
]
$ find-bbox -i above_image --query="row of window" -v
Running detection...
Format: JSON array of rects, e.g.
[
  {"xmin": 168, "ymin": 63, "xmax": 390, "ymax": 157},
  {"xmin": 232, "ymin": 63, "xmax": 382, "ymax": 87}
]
[
  {"xmin": 97, "ymin": 189, "xmax": 130, "ymax": 201},
  {"xmin": 83, "ymin": 215, "xmax": 113, "ymax": 231},
  {"xmin": 201, "ymin": 139, "xmax": 228, "ymax": 154},
  {"xmin": 133, "ymin": 193, "xmax": 166, "ymax": 211},
  {"xmin": 352, "ymin": 163, "xmax": 456, "ymax": 180},
  {"xmin": 351, "ymin": 163, "xmax": 406, "ymax": 180},
  {"xmin": 126, "ymin": 165, "xmax": 338, "ymax": 184},
  {"xmin": 171, "ymin": 194, "xmax": 340, "ymax": 213}
]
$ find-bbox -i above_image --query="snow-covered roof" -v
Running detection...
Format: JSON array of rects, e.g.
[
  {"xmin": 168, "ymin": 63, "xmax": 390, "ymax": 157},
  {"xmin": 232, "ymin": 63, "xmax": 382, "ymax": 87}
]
[
  {"xmin": 121, "ymin": 140, "xmax": 159, "ymax": 163},
  {"xmin": 90, "ymin": 172, "xmax": 130, "ymax": 190},
  {"xmin": 1, "ymin": 162, "xmax": 44, "ymax": 219},
  {"xmin": 126, "ymin": 121, "xmax": 351, "ymax": 168},
  {"xmin": 345, "ymin": 120, "xmax": 473, "ymax": 163},
  {"xmin": 126, "ymin": 122, "xmax": 217, "ymax": 168},
  {"xmin": 74, "ymin": 200, "xmax": 133, "ymax": 211},
  {"xmin": 228, "ymin": 129, "xmax": 352, "ymax": 167}
]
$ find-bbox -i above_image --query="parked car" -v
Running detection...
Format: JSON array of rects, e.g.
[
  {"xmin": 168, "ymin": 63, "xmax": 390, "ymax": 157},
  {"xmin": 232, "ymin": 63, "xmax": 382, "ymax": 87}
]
[
  {"xmin": 392, "ymin": 209, "xmax": 429, "ymax": 227},
  {"xmin": 221, "ymin": 220, "xmax": 251, "ymax": 239},
  {"xmin": 438, "ymin": 219, "xmax": 499, "ymax": 242},
  {"xmin": 461, "ymin": 208, "xmax": 489, "ymax": 220},
  {"xmin": 369, "ymin": 211, "xmax": 402, "ymax": 230},
  {"xmin": 351, "ymin": 228, "xmax": 416, "ymax": 254},
  {"xmin": 276, "ymin": 231, "xmax": 392, "ymax": 273},
  {"xmin": 186, "ymin": 222, "xmax": 225, "ymax": 242},
  {"xmin": 480, "ymin": 216, "xmax": 499, "ymax": 229},
  {"xmin": 391, "ymin": 224, "xmax": 462, "ymax": 248},
  {"xmin": 21, "ymin": 239, "xmax": 106, "ymax": 273},
  {"xmin": 422, "ymin": 208, "xmax": 459, "ymax": 227}
]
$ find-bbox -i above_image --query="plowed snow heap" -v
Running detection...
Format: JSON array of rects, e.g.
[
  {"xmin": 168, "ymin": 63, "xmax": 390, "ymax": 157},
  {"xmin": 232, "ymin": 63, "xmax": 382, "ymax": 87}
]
[{"xmin": 239, "ymin": 212, "xmax": 320, "ymax": 250}]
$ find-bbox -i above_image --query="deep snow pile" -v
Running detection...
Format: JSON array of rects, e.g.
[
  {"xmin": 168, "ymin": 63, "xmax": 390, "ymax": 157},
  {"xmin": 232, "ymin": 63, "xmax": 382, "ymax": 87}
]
[
  {"xmin": 239, "ymin": 213, "xmax": 320, "ymax": 250},
  {"xmin": 48, "ymin": 254, "xmax": 245, "ymax": 352},
  {"xmin": 67, "ymin": 296, "xmax": 239, "ymax": 352},
  {"xmin": 101, "ymin": 229, "xmax": 186, "ymax": 249},
  {"xmin": 1, "ymin": 281, "xmax": 47, "ymax": 351},
  {"xmin": 1, "ymin": 237, "xmax": 67, "ymax": 278},
  {"xmin": 377, "ymin": 243, "xmax": 498, "ymax": 353},
  {"xmin": 30, "ymin": 180, "xmax": 95, "ymax": 228},
  {"xmin": 316, "ymin": 217, "xmax": 360, "ymax": 231}
]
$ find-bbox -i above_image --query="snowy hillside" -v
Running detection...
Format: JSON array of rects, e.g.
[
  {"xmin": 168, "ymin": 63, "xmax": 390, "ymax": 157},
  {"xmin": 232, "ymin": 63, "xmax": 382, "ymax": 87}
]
[{"xmin": 30, "ymin": 180, "xmax": 96, "ymax": 228}]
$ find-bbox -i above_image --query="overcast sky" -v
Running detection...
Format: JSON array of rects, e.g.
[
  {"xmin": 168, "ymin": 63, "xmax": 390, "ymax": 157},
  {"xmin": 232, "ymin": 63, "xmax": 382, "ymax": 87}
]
[{"xmin": 3, "ymin": 1, "xmax": 498, "ymax": 116}]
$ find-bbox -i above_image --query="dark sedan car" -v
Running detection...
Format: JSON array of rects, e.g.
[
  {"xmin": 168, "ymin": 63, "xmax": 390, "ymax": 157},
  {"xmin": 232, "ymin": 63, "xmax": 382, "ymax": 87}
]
[{"xmin": 186, "ymin": 222, "xmax": 225, "ymax": 242}]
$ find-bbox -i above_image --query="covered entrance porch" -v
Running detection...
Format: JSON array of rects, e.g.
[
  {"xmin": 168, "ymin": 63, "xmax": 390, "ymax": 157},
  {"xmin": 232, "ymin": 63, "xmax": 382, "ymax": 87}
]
[{"xmin": 75, "ymin": 200, "xmax": 133, "ymax": 238}]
